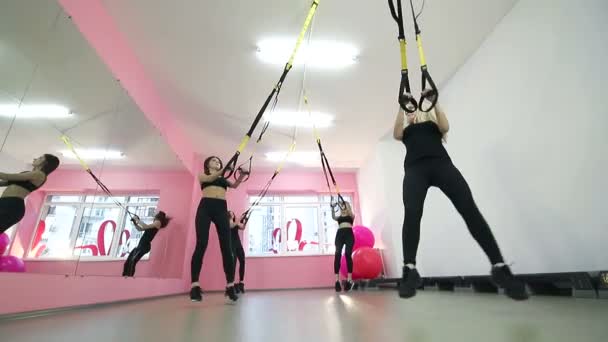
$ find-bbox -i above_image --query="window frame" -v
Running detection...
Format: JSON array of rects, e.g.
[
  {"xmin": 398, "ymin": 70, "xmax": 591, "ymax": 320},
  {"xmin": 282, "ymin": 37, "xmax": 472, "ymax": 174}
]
[
  {"xmin": 245, "ymin": 193, "xmax": 354, "ymax": 258},
  {"xmin": 24, "ymin": 193, "xmax": 160, "ymax": 261}
]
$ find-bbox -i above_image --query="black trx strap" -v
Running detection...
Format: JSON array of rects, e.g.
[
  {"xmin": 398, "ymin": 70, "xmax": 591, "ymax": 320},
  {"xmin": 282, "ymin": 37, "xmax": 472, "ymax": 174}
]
[
  {"xmin": 239, "ymin": 139, "xmax": 297, "ymax": 225},
  {"xmin": 222, "ymin": 0, "xmax": 321, "ymax": 179},
  {"xmin": 303, "ymin": 95, "xmax": 346, "ymax": 210},
  {"xmin": 388, "ymin": 0, "xmax": 438, "ymax": 113},
  {"xmin": 61, "ymin": 135, "xmax": 137, "ymax": 221}
]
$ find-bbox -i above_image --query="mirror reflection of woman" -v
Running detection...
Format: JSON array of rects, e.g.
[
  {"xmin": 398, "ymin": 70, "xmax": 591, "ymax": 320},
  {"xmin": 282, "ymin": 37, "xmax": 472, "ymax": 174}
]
[
  {"xmin": 0, "ymin": 154, "xmax": 60, "ymax": 235},
  {"xmin": 228, "ymin": 211, "xmax": 246, "ymax": 294},
  {"xmin": 122, "ymin": 211, "xmax": 171, "ymax": 277}
]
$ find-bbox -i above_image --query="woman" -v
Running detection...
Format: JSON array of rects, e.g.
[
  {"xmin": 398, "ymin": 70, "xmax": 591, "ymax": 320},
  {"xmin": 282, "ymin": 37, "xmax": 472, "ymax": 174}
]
[
  {"xmin": 0, "ymin": 154, "xmax": 60, "ymax": 234},
  {"xmin": 190, "ymin": 156, "xmax": 248, "ymax": 302},
  {"xmin": 122, "ymin": 211, "xmax": 171, "ymax": 277},
  {"xmin": 331, "ymin": 201, "xmax": 355, "ymax": 292},
  {"xmin": 393, "ymin": 91, "xmax": 528, "ymax": 300},
  {"xmin": 228, "ymin": 211, "xmax": 246, "ymax": 293}
]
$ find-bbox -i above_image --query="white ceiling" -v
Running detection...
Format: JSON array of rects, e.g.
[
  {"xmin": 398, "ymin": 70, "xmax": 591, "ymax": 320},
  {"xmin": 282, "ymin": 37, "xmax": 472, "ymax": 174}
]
[
  {"xmin": 0, "ymin": 0, "xmax": 184, "ymax": 172},
  {"xmin": 101, "ymin": 0, "xmax": 517, "ymax": 170}
]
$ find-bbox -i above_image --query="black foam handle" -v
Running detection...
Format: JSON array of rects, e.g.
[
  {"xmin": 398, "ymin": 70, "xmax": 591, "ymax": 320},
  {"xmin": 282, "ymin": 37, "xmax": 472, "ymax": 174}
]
[
  {"xmin": 399, "ymin": 94, "xmax": 418, "ymax": 113},
  {"xmin": 234, "ymin": 167, "xmax": 250, "ymax": 182},
  {"xmin": 419, "ymin": 70, "xmax": 438, "ymax": 112},
  {"xmin": 222, "ymin": 154, "xmax": 238, "ymax": 179}
]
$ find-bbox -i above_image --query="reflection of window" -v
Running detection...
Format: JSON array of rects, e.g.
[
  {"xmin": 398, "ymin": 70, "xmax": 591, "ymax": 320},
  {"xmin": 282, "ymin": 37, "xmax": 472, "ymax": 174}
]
[
  {"xmin": 26, "ymin": 195, "xmax": 160, "ymax": 260},
  {"xmin": 246, "ymin": 194, "xmax": 353, "ymax": 256}
]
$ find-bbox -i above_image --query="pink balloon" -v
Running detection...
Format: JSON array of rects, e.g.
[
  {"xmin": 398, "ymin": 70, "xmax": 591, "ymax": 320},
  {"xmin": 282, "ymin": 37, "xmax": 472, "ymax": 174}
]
[
  {"xmin": 352, "ymin": 225, "xmax": 375, "ymax": 251},
  {"xmin": 0, "ymin": 233, "xmax": 10, "ymax": 255},
  {"xmin": 0, "ymin": 255, "xmax": 26, "ymax": 272}
]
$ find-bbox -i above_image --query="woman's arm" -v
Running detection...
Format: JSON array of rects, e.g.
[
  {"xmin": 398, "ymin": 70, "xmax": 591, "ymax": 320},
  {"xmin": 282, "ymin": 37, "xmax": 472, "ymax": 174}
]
[
  {"xmin": 133, "ymin": 218, "xmax": 161, "ymax": 231},
  {"xmin": 393, "ymin": 107, "xmax": 405, "ymax": 141},
  {"xmin": 0, "ymin": 171, "xmax": 45, "ymax": 182},
  {"xmin": 198, "ymin": 169, "xmax": 222, "ymax": 184},
  {"xmin": 330, "ymin": 204, "xmax": 339, "ymax": 221},
  {"xmin": 434, "ymin": 102, "xmax": 449, "ymax": 134}
]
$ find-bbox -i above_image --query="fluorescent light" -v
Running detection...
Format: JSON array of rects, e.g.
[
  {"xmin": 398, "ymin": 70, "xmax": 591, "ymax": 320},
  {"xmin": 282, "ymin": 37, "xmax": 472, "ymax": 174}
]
[
  {"xmin": 264, "ymin": 110, "xmax": 333, "ymax": 128},
  {"xmin": 0, "ymin": 104, "xmax": 73, "ymax": 118},
  {"xmin": 266, "ymin": 151, "xmax": 319, "ymax": 166},
  {"xmin": 256, "ymin": 38, "xmax": 358, "ymax": 68},
  {"xmin": 60, "ymin": 149, "xmax": 125, "ymax": 160}
]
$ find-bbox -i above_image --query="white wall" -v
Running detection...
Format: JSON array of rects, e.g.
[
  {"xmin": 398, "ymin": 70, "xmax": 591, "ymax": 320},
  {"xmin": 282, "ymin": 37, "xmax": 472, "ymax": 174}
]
[{"xmin": 358, "ymin": 0, "xmax": 608, "ymax": 277}]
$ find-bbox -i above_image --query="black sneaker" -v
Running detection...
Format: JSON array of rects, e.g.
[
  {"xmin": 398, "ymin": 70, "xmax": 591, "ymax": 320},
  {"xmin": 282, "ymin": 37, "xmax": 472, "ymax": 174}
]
[
  {"xmin": 343, "ymin": 280, "xmax": 353, "ymax": 292},
  {"xmin": 225, "ymin": 285, "xmax": 238, "ymax": 302},
  {"xmin": 491, "ymin": 265, "xmax": 529, "ymax": 301},
  {"xmin": 335, "ymin": 280, "xmax": 342, "ymax": 292},
  {"xmin": 398, "ymin": 266, "xmax": 421, "ymax": 299},
  {"xmin": 190, "ymin": 286, "xmax": 202, "ymax": 302},
  {"xmin": 237, "ymin": 282, "xmax": 245, "ymax": 294}
]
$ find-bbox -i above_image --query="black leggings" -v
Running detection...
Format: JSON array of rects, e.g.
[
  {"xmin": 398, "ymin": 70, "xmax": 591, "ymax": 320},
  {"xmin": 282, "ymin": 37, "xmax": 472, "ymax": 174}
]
[
  {"xmin": 231, "ymin": 231, "xmax": 245, "ymax": 282},
  {"xmin": 122, "ymin": 243, "xmax": 151, "ymax": 277},
  {"xmin": 402, "ymin": 158, "xmax": 504, "ymax": 265},
  {"xmin": 334, "ymin": 228, "xmax": 354, "ymax": 274},
  {"xmin": 190, "ymin": 198, "xmax": 234, "ymax": 283},
  {"xmin": 0, "ymin": 197, "xmax": 26, "ymax": 234}
]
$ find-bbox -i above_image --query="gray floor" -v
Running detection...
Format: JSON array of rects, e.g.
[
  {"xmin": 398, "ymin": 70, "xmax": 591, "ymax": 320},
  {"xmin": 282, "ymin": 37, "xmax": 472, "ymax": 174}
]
[{"xmin": 1, "ymin": 289, "xmax": 606, "ymax": 342}]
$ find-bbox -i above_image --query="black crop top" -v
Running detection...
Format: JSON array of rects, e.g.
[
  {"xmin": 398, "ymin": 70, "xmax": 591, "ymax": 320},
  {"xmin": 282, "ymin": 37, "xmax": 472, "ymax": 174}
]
[
  {"xmin": 139, "ymin": 228, "xmax": 159, "ymax": 245},
  {"xmin": 402, "ymin": 121, "xmax": 450, "ymax": 167},
  {"xmin": 6, "ymin": 173, "xmax": 46, "ymax": 192},
  {"xmin": 200, "ymin": 177, "xmax": 230, "ymax": 190},
  {"xmin": 337, "ymin": 215, "xmax": 354, "ymax": 225}
]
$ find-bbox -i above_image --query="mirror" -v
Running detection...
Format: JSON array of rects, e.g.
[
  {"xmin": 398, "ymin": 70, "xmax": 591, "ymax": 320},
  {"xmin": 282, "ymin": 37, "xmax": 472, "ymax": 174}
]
[{"xmin": 0, "ymin": 1, "xmax": 188, "ymax": 279}]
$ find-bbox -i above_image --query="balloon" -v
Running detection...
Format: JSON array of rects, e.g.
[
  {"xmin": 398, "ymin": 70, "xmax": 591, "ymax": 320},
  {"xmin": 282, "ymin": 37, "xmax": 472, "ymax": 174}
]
[
  {"xmin": 0, "ymin": 255, "xmax": 26, "ymax": 272},
  {"xmin": 0, "ymin": 233, "xmax": 10, "ymax": 255},
  {"xmin": 352, "ymin": 247, "xmax": 382, "ymax": 279},
  {"xmin": 352, "ymin": 225, "xmax": 375, "ymax": 251}
]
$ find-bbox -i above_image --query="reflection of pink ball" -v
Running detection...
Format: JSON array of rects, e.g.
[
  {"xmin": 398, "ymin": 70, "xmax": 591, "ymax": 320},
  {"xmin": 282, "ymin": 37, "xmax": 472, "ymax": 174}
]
[
  {"xmin": 0, "ymin": 255, "xmax": 26, "ymax": 272},
  {"xmin": 352, "ymin": 225, "xmax": 375, "ymax": 251},
  {"xmin": 0, "ymin": 233, "xmax": 10, "ymax": 255}
]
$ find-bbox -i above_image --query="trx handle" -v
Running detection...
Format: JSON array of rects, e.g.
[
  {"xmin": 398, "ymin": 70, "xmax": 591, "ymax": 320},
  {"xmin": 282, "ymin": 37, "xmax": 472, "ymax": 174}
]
[{"xmin": 419, "ymin": 67, "xmax": 438, "ymax": 112}]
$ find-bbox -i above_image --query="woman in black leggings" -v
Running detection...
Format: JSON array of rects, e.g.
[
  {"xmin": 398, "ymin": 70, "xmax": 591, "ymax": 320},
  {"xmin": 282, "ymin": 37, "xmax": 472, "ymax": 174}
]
[
  {"xmin": 122, "ymin": 211, "xmax": 171, "ymax": 277},
  {"xmin": 190, "ymin": 156, "xmax": 248, "ymax": 302},
  {"xmin": 0, "ymin": 154, "xmax": 59, "ymax": 234},
  {"xmin": 228, "ymin": 211, "xmax": 246, "ymax": 293},
  {"xmin": 393, "ymin": 91, "xmax": 528, "ymax": 300},
  {"xmin": 331, "ymin": 201, "xmax": 355, "ymax": 292}
]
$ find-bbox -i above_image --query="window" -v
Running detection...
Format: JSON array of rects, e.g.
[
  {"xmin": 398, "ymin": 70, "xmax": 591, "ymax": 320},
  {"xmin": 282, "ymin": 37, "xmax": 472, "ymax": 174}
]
[
  {"xmin": 246, "ymin": 194, "xmax": 353, "ymax": 256},
  {"xmin": 27, "ymin": 194, "xmax": 160, "ymax": 260}
]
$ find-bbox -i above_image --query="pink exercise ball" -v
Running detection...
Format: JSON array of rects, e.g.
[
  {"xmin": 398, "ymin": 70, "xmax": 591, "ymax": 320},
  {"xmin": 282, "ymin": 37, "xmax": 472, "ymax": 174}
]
[
  {"xmin": 0, "ymin": 255, "xmax": 26, "ymax": 272},
  {"xmin": 352, "ymin": 225, "xmax": 375, "ymax": 251},
  {"xmin": 0, "ymin": 233, "xmax": 10, "ymax": 255},
  {"xmin": 351, "ymin": 247, "xmax": 382, "ymax": 280}
]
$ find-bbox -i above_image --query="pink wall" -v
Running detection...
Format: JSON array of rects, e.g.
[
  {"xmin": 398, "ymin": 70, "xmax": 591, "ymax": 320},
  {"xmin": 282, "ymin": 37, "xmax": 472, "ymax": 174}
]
[
  {"xmin": 184, "ymin": 169, "xmax": 360, "ymax": 291},
  {"xmin": 9, "ymin": 168, "xmax": 194, "ymax": 279},
  {"xmin": 0, "ymin": 273, "xmax": 184, "ymax": 315}
]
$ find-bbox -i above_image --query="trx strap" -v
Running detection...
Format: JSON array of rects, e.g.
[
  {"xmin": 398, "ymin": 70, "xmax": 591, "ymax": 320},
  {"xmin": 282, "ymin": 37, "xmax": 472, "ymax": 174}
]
[
  {"xmin": 388, "ymin": 0, "xmax": 416, "ymax": 113},
  {"xmin": 60, "ymin": 135, "xmax": 137, "ymax": 221},
  {"xmin": 304, "ymin": 94, "xmax": 346, "ymax": 210},
  {"xmin": 388, "ymin": 0, "xmax": 438, "ymax": 113},
  {"xmin": 239, "ymin": 134, "xmax": 297, "ymax": 225},
  {"xmin": 222, "ymin": 0, "xmax": 321, "ymax": 179}
]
